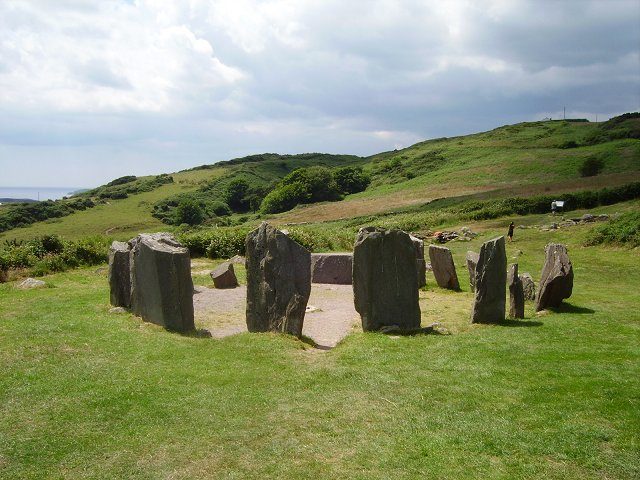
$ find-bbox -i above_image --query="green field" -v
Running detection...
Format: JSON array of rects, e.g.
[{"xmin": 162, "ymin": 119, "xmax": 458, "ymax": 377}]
[
  {"xmin": 1, "ymin": 204, "xmax": 639, "ymax": 479},
  {"xmin": 2, "ymin": 117, "xmax": 639, "ymax": 242}
]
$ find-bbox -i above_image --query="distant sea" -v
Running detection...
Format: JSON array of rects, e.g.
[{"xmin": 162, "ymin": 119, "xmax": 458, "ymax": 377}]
[{"xmin": 0, "ymin": 187, "xmax": 84, "ymax": 202}]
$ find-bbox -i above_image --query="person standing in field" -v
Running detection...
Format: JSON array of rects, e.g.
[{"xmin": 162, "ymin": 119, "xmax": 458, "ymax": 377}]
[{"xmin": 507, "ymin": 222, "xmax": 515, "ymax": 242}]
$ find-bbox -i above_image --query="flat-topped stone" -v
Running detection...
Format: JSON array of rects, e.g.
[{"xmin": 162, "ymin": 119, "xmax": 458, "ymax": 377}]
[
  {"xmin": 210, "ymin": 262, "xmax": 239, "ymax": 289},
  {"xmin": 311, "ymin": 253, "xmax": 352, "ymax": 284},
  {"xmin": 353, "ymin": 227, "xmax": 421, "ymax": 332},
  {"xmin": 129, "ymin": 233, "xmax": 194, "ymax": 332},
  {"xmin": 108, "ymin": 241, "xmax": 131, "ymax": 308}
]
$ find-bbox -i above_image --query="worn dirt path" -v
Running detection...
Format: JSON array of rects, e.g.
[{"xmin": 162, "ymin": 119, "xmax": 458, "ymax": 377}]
[{"xmin": 193, "ymin": 284, "xmax": 359, "ymax": 349}]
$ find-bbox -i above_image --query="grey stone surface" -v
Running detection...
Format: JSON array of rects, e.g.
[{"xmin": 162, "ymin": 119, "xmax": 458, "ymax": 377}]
[
  {"xmin": 245, "ymin": 222, "xmax": 311, "ymax": 337},
  {"xmin": 17, "ymin": 278, "xmax": 46, "ymax": 289},
  {"xmin": 520, "ymin": 272, "xmax": 536, "ymax": 301},
  {"xmin": 228, "ymin": 255, "xmax": 246, "ymax": 266},
  {"xmin": 109, "ymin": 307, "xmax": 127, "ymax": 314},
  {"xmin": 429, "ymin": 245, "xmax": 460, "ymax": 290},
  {"xmin": 311, "ymin": 253, "xmax": 353, "ymax": 284},
  {"xmin": 353, "ymin": 227, "xmax": 421, "ymax": 332},
  {"xmin": 210, "ymin": 262, "xmax": 239, "ymax": 289},
  {"xmin": 108, "ymin": 241, "xmax": 131, "ymax": 308},
  {"xmin": 535, "ymin": 243, "xmax": 574, "ymax": 311},
  {"xmin": 471, "ymin": 236, "xmax": 507, "ymax": 324},
  {"xmin": 466, "ymin": 251, "xmax": 479, "ymax": 292},
  {"xmin": 129, "ymin": 233, "xmax": 194, "ymax": 332},
  {"xmin": 410, "ymin": 235, "xmax": 427, "ymax": 288},
  {"xmin": 508, "ymin": 263, "xmax": 525, "ymax": 319}
]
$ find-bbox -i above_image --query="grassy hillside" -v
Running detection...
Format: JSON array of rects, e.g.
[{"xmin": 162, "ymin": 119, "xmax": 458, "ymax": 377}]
[
  {"xmin": 1, "ymin": 207, "xmax": 638, "ymax": 478},
  {"xmin": 1, "ymin": 116, "xmax": 638, "ymax": 242}
]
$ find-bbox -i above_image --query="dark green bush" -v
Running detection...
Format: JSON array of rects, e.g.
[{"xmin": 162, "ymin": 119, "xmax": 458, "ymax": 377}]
[
  {"xmin": 579, "ymin": 156, "xmax": 605, "ymax": 177},
  {"xmin": 334, "ymin": 166, "xmax": 371, "ymax": 194},
  {"xmin": 106, "ymin": 175, "xmax": 137, "ymax": 187},
  {"xmin": 260, "ymin": 182, "xmax": 310, "ymax": 214},
  {"xmin": 176, "ymin": 199, "xmax": 205, "ymax": 226}
]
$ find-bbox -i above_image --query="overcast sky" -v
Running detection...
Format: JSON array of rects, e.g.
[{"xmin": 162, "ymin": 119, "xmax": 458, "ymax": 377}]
[{"xmin": 0, "ymin": 0, "xmax": 639, "ymax": 188}]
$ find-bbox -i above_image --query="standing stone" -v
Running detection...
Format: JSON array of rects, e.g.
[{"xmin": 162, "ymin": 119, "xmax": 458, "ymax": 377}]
[
  {"xmin": 245, "ymin": 222, "xmax": 311, "ymax": 337},
  {"xmin": 410, "ymin": 235, "xmax": 427, "ymax": 288},
  {"xmin": 353, "ymin": 227, "xmax": 421, "ymax": 332},
  {"xmin": 108, "ymin": 241, "xmax": 131, "ymax": 308},
  {"xmin": 508, "ymin": 263, "xmax": 525, "ymax": 319},
  {"xmin": 535, "ymin": 243, "xmax": 574, "ymax": 311},
  {"xmin": 210, "ymin": 262, "xmax": 239, "ymax": 289},
  {"xmin": 471, "ymin": 236, "xmax": 507, "ymax": 324},
  {"xmin": 429, "ymin": 245, "xmax": 460, "ymax": 290},
  {"xmin": 519, "ymin": 273, "xmax": 536, "ymax": 301},
  {"xmin": 129, "ymin": 233, "xmax": 194, "ymax": 332},
  {"xmin": 311, "ymin": 253, "xmax": 352, "ymax": 284},
  {"xmin": 466, "ymin": 251, "xmax": 479, "ymax": 292}
]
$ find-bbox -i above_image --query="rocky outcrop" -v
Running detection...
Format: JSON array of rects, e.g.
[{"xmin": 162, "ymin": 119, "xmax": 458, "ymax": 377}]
[
  {"xmin": 210, "ymin": 262, "xmax": 239, "ymax": 289},
  {"xmin": 129, "ymin": 233, "xmax": 194, "ymax": 332},
  {"xmin": 535, "ymin": 243, "xmax": 574, "ymax": 311},
  {"xmin": 108, "ymin": 241, "xmax": 131, "ymax": 308},
  {"xmin": 428, "ymin": 245, "xmax": 460, "ymax": 290},
  {"xmin": 508, "ymin": 263, "xmax": 525, "ymax": 319},
  {"xmin": 353, "ymin": 227, "xmax": 421, "ymax": 332},
  {"xmin": 311, "ymin": 253, "xmax": 352, "ymax": 284},
  {"xmin": 466, "ymin": 251, "xmax": 479, "ymax": 292},
  {"xmin": 245, "ymin": 222, "xmax": 311, "ymax": 337},
  {"xmin": 519, "ymin": 273, "xmax": 536, "ymax": 301},
  {"xmin": 16, "ymin": 278, "xmax": 46, "ymax": 289},
  {"xmin": 471, "ymin": 236, "xmax": 507, "ymax": 324}
]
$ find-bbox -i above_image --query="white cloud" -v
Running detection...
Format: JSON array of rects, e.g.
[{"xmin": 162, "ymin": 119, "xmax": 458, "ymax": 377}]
[{"xmin": 0, "ymin": 0, "xmax": 638, "ymax": 187}]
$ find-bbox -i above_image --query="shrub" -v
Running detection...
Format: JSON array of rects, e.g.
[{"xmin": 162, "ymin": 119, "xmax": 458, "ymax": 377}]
[
  {"xmin": 579, "ymin": 156, "xmax": 605, "ymax": 177},
  {"xmin": 260, "ymin": 182, "xmax": 310, "ymax": 214},
  {"xmin": 334, "ymin": 166, "xmax": 371, "ymax": 194},
  {"xmin": 559, "ymin": 140, "xmax": 578, "ymax": 149},
  {"xmin": 586, "ymin": 211, "xmax": 640, "ymax": 247},
  {"xmin": 106, "ymin": 175, "xmax": 137, "ymax": 187},
  {"xmin": 176, "ymin": 199, "xmax": 205, "ymax": 226}
]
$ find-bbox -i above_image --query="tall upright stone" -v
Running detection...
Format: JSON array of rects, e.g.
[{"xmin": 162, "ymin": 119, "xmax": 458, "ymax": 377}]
[
  {"xmin": 245, "ymin": 222, "xmax": 311, "ymax": 337},
  {"xmin": 508, "ymin": 263, "xmax": 525, "ymax": 319},
  {"xmin": 471, "ymin": 236, "xmax": 507, "ymax": 324},
  {"xmin": 429, "ymin": 245, "xmax": 460, "ymax": 290},
  {"xmin": 466, "ymin": 251, "xmax": 480, "ymax": 292},
  {"xmin": 535, "ymin": 243, "xmax": 574, "ymax": 311},
  {"xmin": 410, "ymin": 235, "xmax": 427, "ymax": 288},
  {"xmin": 108, "ymin": 241, "xmax": 131, "ymax": 308},
  {"xmin": 129, "ymin": 233, "xmax": 194, "ymax": 332},
  {"xmin": 353, "ymin": 227, "xmax": 421, "ymax": 332}
]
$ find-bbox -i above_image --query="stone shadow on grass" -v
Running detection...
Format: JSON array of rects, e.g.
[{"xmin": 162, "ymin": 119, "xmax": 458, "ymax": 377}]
[
  {"xmin": 498, "ymin": 319, "xmax": 544, "ymax": 327},
  {"xmin": 551, "ymin": 303, "xmax": 595, "ymax": 315}
]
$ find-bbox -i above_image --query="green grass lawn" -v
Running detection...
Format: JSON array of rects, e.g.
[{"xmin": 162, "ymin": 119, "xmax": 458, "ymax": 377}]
[{"xmin": 1, "ymin": 212, "xmax": 638, "ymax": 479}]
